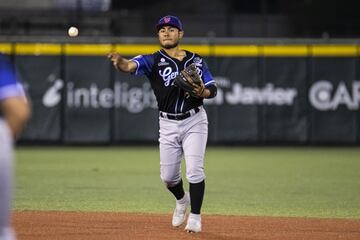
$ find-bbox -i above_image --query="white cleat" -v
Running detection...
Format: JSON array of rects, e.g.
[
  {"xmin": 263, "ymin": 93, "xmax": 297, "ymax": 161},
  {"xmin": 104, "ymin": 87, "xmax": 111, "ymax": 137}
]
[
  {"xmin": 172, "ymin": 192, "xmax": 190, "ymax": 227},
  {"xmin": 185, "ymin": 213, "xmax": 202, "ymax": 233}
]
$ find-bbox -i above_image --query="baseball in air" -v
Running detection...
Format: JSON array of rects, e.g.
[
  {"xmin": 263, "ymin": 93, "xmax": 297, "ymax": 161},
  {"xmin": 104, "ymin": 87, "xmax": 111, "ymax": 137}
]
[{"xmin": 68, "ymin": 26, "xmax": 79, "ymax": 37}]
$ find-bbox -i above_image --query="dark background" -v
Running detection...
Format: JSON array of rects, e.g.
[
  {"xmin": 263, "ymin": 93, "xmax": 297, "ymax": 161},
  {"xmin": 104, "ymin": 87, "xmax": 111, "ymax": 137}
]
[
  {"xmin": 15, "ymin": 49, "xmax": 360, "ymax": 145},
  {"xmin": 1, "ymin": 0, "xmax": 360, "ymax": 38},
  {"xmin": 2, "ymin": 1, "xmax": 359, "ymax": 145}
]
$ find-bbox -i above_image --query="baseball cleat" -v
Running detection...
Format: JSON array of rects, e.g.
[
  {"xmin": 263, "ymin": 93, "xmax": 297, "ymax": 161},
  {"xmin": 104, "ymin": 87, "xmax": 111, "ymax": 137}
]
[
  {"xmin": 172, "ymin": 192, "xmax": 190, "ymax": 227},
  {"xmin": 185, "ymin": 213, "xmax": 201, "ymax": 233}
]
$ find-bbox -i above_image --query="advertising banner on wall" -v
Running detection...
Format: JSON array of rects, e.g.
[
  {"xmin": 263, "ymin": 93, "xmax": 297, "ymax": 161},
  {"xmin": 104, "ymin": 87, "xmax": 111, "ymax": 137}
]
[
  {"xmin": 309, "ymin": 57, "xmax": 359, "ymax": 143},
  {"xmin": 261, "ymin": 57, "xmax": 307, "ymax": 143},
  {"xmin": 113, "ymin": 70, "xmax": 159, "ymax": 142},
  {"xmin": 63, "ymin": 56, "xmax": 112, "ymax": 143},
  {"xmin": 16, "ymin": 55, "xmax": 62, "ymax": 142},
  {"xmin": 205, "ymin": 57, "xmax": 260, "ymax": 143},
  {"xmin": 15, "ymin": 43, "xmax": 360, "ymax": 145}
]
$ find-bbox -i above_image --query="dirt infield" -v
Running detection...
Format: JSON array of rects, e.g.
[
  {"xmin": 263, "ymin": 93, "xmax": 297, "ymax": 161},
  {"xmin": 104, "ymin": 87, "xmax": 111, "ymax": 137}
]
[{"xmin": 13, "ymin": 211, "xmax": 360, "ymax": 240}]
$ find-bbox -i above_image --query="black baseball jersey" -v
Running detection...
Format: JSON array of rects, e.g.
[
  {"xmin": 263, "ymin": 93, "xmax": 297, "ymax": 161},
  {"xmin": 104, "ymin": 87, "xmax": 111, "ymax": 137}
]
[{"xmin": 131, "ymin": 49, "xmax": 215, "ymax": 114}]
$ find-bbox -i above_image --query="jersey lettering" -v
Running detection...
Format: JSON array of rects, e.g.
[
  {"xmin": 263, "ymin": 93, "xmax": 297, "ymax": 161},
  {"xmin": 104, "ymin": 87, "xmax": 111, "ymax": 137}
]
[{"xmin": 158, "ymin": 67, "xmax": 178, "ymax": 86}]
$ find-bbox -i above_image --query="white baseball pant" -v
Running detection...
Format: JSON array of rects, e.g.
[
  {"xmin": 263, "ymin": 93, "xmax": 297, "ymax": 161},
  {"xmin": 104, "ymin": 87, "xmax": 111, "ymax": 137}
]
[
  {"xmin": 0, "ymin": 119, "xmax": 15, "ymax": 240},
  {"xmin": 159, "ymin": 107, "xmax": 208, "ymax": 187}
]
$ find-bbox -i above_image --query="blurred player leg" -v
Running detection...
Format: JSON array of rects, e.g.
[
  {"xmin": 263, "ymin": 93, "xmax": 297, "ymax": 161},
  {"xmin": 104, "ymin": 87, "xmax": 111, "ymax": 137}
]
[{"xmin": 0, "ymin": 120, "xmax": 16, "ymax": 240}]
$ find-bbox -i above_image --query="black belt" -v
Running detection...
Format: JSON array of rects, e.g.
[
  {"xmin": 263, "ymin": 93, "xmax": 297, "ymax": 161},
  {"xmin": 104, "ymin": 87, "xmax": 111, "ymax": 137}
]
[{"xmin": 159, "ymin": 107, "xmax": 200, "ymax": 121}]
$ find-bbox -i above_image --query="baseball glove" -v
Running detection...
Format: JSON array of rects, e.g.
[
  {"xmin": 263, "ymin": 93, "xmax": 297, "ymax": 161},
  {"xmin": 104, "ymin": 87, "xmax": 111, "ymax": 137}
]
[{"xmin": 174, "ymin": 63, "xmax": 205, "ymax": 98}]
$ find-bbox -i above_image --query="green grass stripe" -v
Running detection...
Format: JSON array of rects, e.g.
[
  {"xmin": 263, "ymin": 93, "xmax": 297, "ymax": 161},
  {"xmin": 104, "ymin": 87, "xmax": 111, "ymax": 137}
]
[{"xmin": 14, "ymin": 146, "xmax": 360, "ymax": 219}]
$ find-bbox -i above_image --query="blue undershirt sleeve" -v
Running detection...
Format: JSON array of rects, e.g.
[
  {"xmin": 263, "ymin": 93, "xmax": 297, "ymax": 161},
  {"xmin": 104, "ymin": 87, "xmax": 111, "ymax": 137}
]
[
  {"xmin": 202, "ymin": 61, "xmax": 215, "ymax": 87},
  {"xmin": 130, "ymin": 54, "xmax": 154, "ymax": 77}
]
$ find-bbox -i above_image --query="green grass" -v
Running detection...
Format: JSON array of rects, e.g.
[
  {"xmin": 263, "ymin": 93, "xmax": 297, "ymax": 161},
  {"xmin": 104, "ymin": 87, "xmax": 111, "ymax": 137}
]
[{"xmin": 14, "ymin": 146, "xmax": 360, "ymax": 218}]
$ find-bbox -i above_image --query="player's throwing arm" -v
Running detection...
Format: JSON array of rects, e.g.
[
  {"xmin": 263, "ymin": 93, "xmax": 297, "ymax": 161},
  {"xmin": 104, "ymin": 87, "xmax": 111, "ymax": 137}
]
[{"xmin": 108, "ymin": 52, "xmax": 137, "ymax": 73}]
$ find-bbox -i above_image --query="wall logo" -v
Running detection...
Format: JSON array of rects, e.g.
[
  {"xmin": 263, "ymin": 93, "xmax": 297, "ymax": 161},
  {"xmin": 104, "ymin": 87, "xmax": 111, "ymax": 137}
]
[
  {"xmin": 37, "ymin": 74, "xmax": 360, "ymax": 116},
  {"xmin": 205, "ymin": 77, "xmax": 298, "ymax": 106},
  {"xmin": 42, "ymin": 75, "xmax": 157, "ymax": 113},
  {"xmin": 42, "ymin": 74, "xmax": 63, "ymax": 107},
  {"xmin": 309, "ymin": 80, "xmax": 360, "ymax": 111}
]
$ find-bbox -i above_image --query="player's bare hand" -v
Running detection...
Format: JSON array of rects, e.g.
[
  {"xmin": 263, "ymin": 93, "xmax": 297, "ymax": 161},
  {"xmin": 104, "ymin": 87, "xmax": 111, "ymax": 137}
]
[
  {"xmin": 108, "ymin": 52, "xmax": 122, "ymax": 70},
  {"xmin": 107, "ymin": 52, "xmax": 135, "ymax": 73}
]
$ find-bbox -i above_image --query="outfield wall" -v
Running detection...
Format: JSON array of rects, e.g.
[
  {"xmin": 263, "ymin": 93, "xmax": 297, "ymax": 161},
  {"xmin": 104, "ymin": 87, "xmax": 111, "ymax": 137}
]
[{"xmin": 1, "ymin": 42, "xmax": 359, "ymax": 145}]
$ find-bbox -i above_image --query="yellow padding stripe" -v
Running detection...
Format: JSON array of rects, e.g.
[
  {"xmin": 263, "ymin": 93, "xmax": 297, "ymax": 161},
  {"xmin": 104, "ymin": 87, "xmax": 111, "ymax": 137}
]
[
  {"xmin": 114, "ymin": 44, "xmax": 159, "ymax": 55},
  {"xmin": 0, "ymin": 43, "xmax": 12, "ymax": 54},
  {"xmin": 15, "ymin": 44, "xmax": 61, "ymax": 55},
  {"xmin": 114, "ymin": 44, "xmax": 258, "ymax": 56},
  {"xmin": 213, "ymin": 45, "xmax": 259, "ymax": 56},
  {"xmin": 181, "ymin": 45, "xmax": 211, "ymax": 56},
  {"xmin": 312, "ymin": 45, "xmax": 358, "ymax": 56},
  {"xmin": 65, "ymin": 44, "xmax": 113, "ymax": 55},
  {"xmin": 4, "ymin": 43, "xmax": 360, "ymax": 57},
  {"xmin": 115, "ymin": 44, "xmax": 211, "ymax": 56},
  {"xmin": 263, "ymin": 45, "xmax": 309, "ymax": 56}
]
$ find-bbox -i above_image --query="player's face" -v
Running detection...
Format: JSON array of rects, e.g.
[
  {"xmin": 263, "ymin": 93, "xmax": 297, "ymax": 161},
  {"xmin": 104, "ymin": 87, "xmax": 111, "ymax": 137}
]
[{"xmin": 158, "ymin": 26, "xmax": 183, "ymax": 49}]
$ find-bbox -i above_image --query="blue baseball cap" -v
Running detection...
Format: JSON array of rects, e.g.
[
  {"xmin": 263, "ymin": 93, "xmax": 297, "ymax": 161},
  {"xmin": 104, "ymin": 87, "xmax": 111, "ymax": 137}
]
[{"xmin": 156, "ymin": 15, "xmax": 183, "ymax": 32}]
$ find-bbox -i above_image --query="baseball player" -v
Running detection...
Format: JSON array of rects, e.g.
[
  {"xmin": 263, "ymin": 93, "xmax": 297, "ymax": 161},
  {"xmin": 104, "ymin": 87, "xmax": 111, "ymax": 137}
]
[
  {"xmin": 108, "ymin": 15, "xmax": 217, "ymax": 233},
  {"xmin": 0, "ymin": 54, "xmax": 31, "ymax": 240}
]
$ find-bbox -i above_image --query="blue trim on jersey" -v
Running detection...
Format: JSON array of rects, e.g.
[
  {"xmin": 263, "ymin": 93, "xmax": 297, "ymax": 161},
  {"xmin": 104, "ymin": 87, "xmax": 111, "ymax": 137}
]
[
  {"xmin": 131, "ymin": 54, "xmax": 154, "ymax": 76},
  {"xmin": 0, "ymin": 54, "xmax": 25, "ymax": 100},
  {"xmin": 158, "ymin": 51, "xmax": 180, "ymax": 113},
  {"xmin": 180, "ymin": 97, "xmax": 185, "ymax": 112},
  {"xmin": 205, "ymin": 80, "xmax": 215, "ymax": 86},
  {"xmin": 0, "ymin": 54, "xmax": 17, "ymax": 87},
  {"xmin": 174, "ymin": 93, "xmax": 179, "ymax": 114},
  {"xmin": 184, "ymin": 53, "xmax": 195, "ymax": 67},
  {"xmin": 132, "ymin": 59, "xmax": 140, "ymax": 75},
  {"xmin": 0, "ymin": 83, "xmax": 25, "ymax": 100},
  {"xmin": 201, "ymin": 61, "xmax": 214, "ymax": 86}
]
